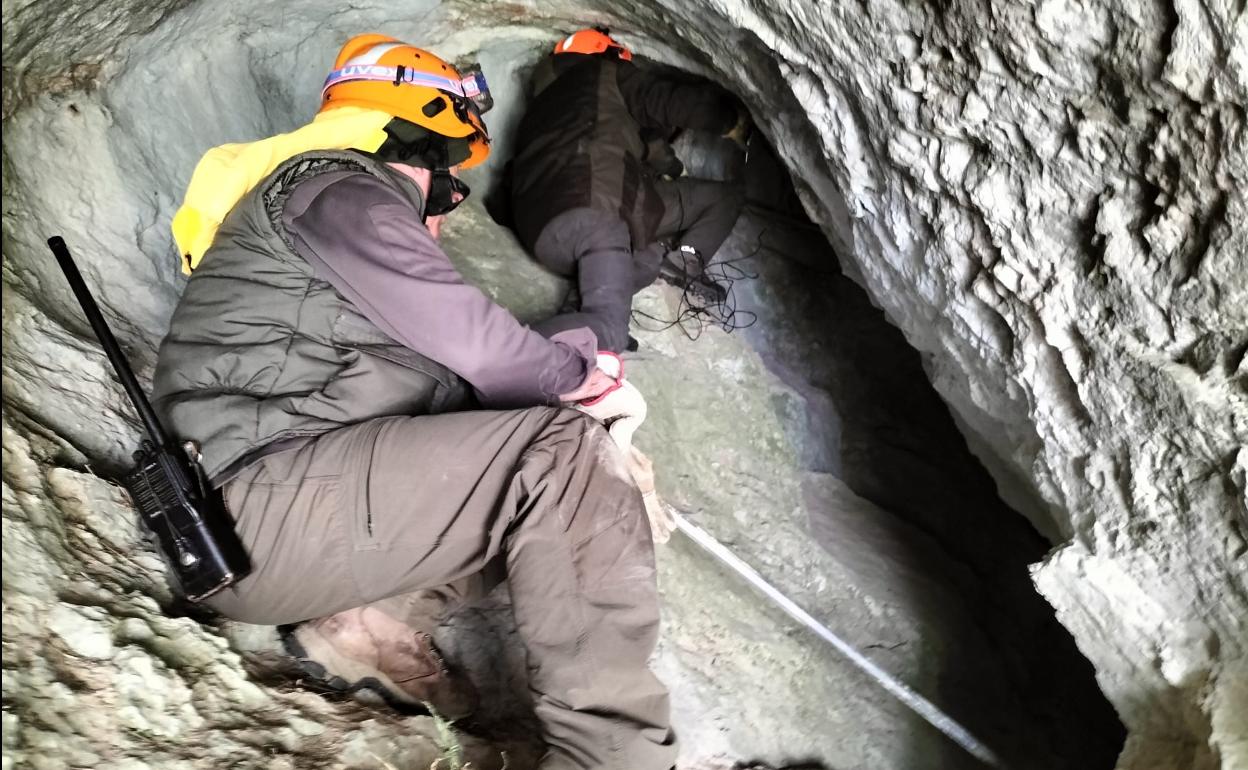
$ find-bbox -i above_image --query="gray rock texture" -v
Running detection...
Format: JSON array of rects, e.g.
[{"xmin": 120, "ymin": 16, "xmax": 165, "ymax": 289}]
[
  {"xmin": 2, "ymin": 0, "xmax": 1245, "ymax": 768},
  {"xmin": 439, "ymin": 194, "xmax": 1123, "ymax": 769},
  {"xmin": 1, "ymin": 414, "xmax": 500, "ymax": 769}
]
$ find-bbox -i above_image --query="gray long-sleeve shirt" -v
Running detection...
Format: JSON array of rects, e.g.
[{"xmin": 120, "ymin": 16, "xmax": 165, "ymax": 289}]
[{"xmin": 282, "ymin": 169, "xmax": 596, "ymax": 408}]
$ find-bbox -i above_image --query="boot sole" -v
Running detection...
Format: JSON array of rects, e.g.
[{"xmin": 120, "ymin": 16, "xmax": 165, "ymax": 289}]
[{"xmin": 281, "ymin": 624, "xmax": 442, "ymax": 716}]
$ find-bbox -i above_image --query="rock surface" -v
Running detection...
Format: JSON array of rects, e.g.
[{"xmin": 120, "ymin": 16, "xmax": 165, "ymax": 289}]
[
  {"xmin": 2, "ymin": 0, "xmax": 1245, "ymax": 768},
  {"xmin": 1, "ymin": 415, "xmax": 500, "ymax": 770},
  {"xmin": 440, "ymin": 192, "xmax": 1123, "ymax": 769}
]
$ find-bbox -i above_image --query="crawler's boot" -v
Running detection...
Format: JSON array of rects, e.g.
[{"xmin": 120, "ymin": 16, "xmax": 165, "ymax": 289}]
[
  {"xmin": 285, "ymin": 607, "xmax": 478, "ymax": 720},
  {"xmin": 656, "ymin": 245, "xmax": 728, "ymax": 304}
]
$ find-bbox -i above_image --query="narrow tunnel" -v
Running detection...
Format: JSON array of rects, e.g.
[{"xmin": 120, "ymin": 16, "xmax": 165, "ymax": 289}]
[{"xmin": 3, "ymin": 2, "xmax": 1245, "ymax": 770}]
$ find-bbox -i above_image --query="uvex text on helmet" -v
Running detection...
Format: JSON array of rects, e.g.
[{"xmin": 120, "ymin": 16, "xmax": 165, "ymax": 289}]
[{"xmin": 320, "ymin": 34, "xmax": 493, "ymax": 168}]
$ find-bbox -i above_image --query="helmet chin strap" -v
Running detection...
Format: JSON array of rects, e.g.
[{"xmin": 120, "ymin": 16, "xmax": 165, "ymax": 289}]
[
  {"xmin": 423, "ymin": 170, "xmax": 470, "ymax": 220},
  {"xmin": 382, "ymin": 159, "xmax": 469, "ymax": 223}
]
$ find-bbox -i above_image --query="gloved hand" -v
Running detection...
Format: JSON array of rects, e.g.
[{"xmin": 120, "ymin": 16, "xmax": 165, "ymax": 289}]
[
  {"xmin": 558, "ymin": 351, "xmax": 622, "ymax": 404},
  {"xmin": 723, "ymin": 105, "xmax": 753, "ymax": 150},
  {"xmin": 574, "ymin": 378, "xmax": 648, "ymax": 455},
  {"xmin": 570, "ymin": 351, "xmax": 647, "ymax": 453},
  {"xmin": 626, "ymin": 447, "xmax": 677, "ymax": 545}
]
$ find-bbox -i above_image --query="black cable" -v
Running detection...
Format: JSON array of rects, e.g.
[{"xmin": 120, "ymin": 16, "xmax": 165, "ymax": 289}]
[{"xmin": 631, "ymin": 229, "xmax": 766, "ymax": 341}]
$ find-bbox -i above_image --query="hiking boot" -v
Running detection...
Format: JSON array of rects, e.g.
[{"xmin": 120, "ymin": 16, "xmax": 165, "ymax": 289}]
[
  {"xmin": 284, "ymin": 607, "xmax": 478, "ymax": 720},
  {"xmin": 656, "ymin": 245, "xmax": 728, "ymax": 304}
]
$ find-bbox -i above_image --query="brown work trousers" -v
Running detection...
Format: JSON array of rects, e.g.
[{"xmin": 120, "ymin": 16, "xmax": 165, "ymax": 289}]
[{"xmin": 206, "ymin": 408, "xmax": 676, "ymax": 770}]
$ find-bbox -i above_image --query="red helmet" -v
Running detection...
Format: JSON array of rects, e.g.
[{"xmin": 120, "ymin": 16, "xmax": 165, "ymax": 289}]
[{"xmin": 553, "ymin": 28, "xmax": 633, "ymax": 61}]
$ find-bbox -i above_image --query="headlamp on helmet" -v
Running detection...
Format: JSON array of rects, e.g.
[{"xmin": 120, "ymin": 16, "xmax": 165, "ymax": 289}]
[{"xmin": 457, "ymin": 64, "xmax": 494, "ymax": 115}]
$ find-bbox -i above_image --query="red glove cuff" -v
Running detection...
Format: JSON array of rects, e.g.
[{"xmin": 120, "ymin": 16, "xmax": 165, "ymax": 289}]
[{"xmin": 578, "ymin": 351, "xmax": 625, "ymax": 406}]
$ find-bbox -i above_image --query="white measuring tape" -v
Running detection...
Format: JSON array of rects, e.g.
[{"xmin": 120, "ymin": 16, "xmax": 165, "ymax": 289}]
[{"xmin": 673, "ymin": 513, "xmax": 1004, "ymax": 767}]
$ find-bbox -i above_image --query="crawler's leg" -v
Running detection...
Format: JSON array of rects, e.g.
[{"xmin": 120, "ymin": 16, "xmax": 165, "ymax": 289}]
[
  {"xmin": 654, "ymin": 176, "xmax": 745, "ymax": 260},
  {"xmin": 529, "ymin": 208, "xmax": 638, "ymax": 352}
]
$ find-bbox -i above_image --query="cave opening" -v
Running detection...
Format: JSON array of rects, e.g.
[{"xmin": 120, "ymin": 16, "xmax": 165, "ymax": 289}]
[{"xmin": 1, "ymin": 6, "xmax": 1131, "ymax": 770}]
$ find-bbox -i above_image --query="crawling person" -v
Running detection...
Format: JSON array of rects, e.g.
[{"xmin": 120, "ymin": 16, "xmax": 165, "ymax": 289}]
[{"xmin": 504, "ymin": 28, "xmax": 751, "ymax": 352}]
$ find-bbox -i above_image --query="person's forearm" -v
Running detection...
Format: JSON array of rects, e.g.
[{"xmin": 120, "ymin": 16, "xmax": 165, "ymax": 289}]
[
  {"xmin": 285, "ymin": 171, "xmax": 598, "ymax": 406},
  {"xmin": 623, "ymin": 69, "xmax": 738, "ymax": 134}
]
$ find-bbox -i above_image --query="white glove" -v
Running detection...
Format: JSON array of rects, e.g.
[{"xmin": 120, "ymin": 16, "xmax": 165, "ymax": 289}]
[
  {"xmin": 594, "ymin": 351, "xmax": 622, "ymax": 380},
  {"xmin": 573, "ymin": 378, "xmax": 647, "ymax": 455},
  {"xmin": 626, "ymin": 447, "xmax": 677, "ymax": 545},
  {"xmin": 723, "ymin": 105, "xmax": 753, "ymax": 149}
]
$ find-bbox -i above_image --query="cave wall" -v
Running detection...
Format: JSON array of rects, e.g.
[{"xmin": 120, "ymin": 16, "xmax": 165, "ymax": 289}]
[
  {"xmin": 3, "ymin": 0, "xmax": 1246, "ymax": 768},
  {"xmin": 677, "ymin": 2, "xmax": 1247, "ymax": 766}
]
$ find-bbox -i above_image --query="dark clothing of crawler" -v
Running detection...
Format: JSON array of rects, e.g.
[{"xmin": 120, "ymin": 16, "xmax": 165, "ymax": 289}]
[{"xmin": 509, "ymin": 54, "xmax": 745, "ymax": 351}]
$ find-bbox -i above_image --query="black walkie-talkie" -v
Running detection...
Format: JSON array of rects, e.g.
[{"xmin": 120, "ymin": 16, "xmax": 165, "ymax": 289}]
[{"xmin": 46, "ymin": 236, "xmax": 251, "ymax": 601}]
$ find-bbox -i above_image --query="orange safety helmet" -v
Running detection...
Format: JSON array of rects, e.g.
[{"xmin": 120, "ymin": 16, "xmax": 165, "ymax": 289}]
[
  {"xmin": 319, "ymin": 34, "xmax": 492, "ymax": 168},
  {"xmin": 553, "ymin": 28, "xmax": 633, "ymax": 61}
]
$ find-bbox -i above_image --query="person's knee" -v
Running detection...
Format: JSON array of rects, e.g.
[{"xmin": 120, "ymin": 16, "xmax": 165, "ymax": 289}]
[
  {"xmin": 541, "ymin": 208, "xmax": 631, "ymax": 264},
  {"xmin": 533, "ymin": 223, "xmax": 577, "ymax": 277},
  {"xmin": 514, "ymin": 411, "xmax": 652, "ymax": 577},
  {"xmin": 527, "ymin": 410, "xmax": 634, "ymax": 491},
  {"xmin": 572, "ymin": 209, "xmax": 631, "ymax": 249},
  {"xmin": 529, "ymin": 408, "xmax": 607, "ymax": 456}
]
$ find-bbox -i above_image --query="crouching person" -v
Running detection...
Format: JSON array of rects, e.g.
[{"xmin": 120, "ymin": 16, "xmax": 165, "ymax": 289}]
[{"xmin": 153, "ymin": 33, "xmax": 677, "ymax": 770}]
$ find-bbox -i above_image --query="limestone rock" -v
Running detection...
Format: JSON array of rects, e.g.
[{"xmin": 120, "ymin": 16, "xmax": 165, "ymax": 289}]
[
  {"xmin": 1, "ymin": 416, "xmax": 499, "ymax": 769},
  {"xmin": 3, "ymin": 0, "xmax": 1245, "ymax": 767}
]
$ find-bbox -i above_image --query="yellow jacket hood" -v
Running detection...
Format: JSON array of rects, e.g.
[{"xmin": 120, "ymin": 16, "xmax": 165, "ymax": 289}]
[{"xmin": 171, "ymin": 106, "xmax": 393, "ymax": 274}]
